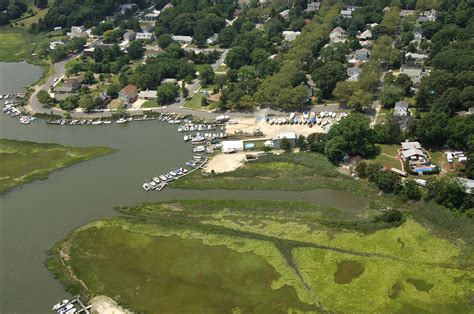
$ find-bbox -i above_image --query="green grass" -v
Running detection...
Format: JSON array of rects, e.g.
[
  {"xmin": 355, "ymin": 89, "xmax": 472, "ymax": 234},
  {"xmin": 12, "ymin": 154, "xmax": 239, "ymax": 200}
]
[
  {"xmin": 366, "ymin": 144, "xmax": 402, "ymax": 169},
  {"xmin": 47, "ymin": 199, "xmax": 474, "ymax": 313},
  {"xmin": 0, "ymin": 28, "xmax": 52, "ymax": 63},
  {"xmin": 141, "ymin": 100, "xmax": 160, "ymax": 108},
  {"xmin": 171, "ymin": 152, "xmax": 374, "ymax": 195},
  {"xmin": 182, "ymin": 93, "xmax": 218, "ymax": 110},
  {"xmin": 0, "ymin": 139, "xmax": 114, "ymax": 193}
]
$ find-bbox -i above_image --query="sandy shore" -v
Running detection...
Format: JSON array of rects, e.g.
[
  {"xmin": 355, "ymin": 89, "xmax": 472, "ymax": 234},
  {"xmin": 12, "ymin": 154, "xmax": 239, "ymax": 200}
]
[
  {"xmin": 204, "ymin": 151, "xmax": 248, "ymax": 173},
  {"xmin": 90, "ymin": 296, "xmax": 131, "ymax": 314},
  {"xmin": 226, "ymin": 117, "xmax": 326, "ymax": 139}
]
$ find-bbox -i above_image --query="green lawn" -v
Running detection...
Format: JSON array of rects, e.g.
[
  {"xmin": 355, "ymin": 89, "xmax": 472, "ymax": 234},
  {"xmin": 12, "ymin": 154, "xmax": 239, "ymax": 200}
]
[
  {"xmin": 182, "ymin": 93, "xmax": 218, "ymax": 110},
  {"xmin": 367, "ymin": 144, "xmax": 402, "ymax": 169},
  {"xmin": 141, "ymin": 100, "xmax": 160, "ymax": 108},
  {"xmin": 47, "ymin": 199, "xmax": 474, "ymax": 313},
  {"xmin": 0, "ymin": 139, "xmax": 114, "ymax": 193}
]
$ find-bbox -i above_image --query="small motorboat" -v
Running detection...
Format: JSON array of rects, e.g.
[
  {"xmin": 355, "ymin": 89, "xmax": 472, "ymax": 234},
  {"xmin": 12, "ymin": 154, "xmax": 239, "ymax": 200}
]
[
  {"xmin": 169, "ymin": 171, "xmax": 177, "ymax": 176},
  {"xmin": 102, "ymin": 120, "xmax": 112, "ymax": 125},
  {"xmin": 149, "ymin": 181, "xmax": 157, "ymax": 189},
  {"xmin": 143, "ymin": 183, "xmax": 151, "ymax": 191},
  {"xmin": 165, "ymin": 173, "xmax": 173, "ymax": 180},
  {"xmin": 184, "ymin": 135, "xmax": 189, "ymax": 141},
  {"xmin": 179, "ymin": 167, "xmax": 188, "ymax": 173},
  {"xmin": 116, "ymin": 118, "xmax": 128, "ymax": 124},
  {"xmin": 152, "ymin": 177, "xmax": 160, "ymax": 183},
  {"xmin": 159, "ymin": 175, "xmax": 167, "ymax": 181}
]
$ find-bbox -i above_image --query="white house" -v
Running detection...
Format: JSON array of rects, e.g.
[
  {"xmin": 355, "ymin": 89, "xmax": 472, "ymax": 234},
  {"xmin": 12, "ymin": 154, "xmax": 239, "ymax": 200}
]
[
  {"xmin": 329, "ymin": 27, "xmax": 347, "ymax": 44},
  {"xmin": 282, "ymin": 31, "xmax": 301, "ymax": 42},
  {"xmin": 340, "ymin": 6, "xmax": 358, "ymax": 18},
  {"xmin": 305, "ymin": 1, "xmax": 322, "ymax": 12},
  {"xmin": 136, "ymin": 32, "xmax": 154, "ymax": 40},
  {"xmin": 172, "ymin": 35, "xmax": 193, "ymax": 44},
  {"xmin": 138, "ymin": 90, "xmax": 157, "ymax": 100},
  {"xmin": 206, "ymin": 33, "xmax": 218, "ymax": 45},
  {"xmin": 280, "ymin": 9, "xmax": 290, "ymax": 19},
  {"xmin": 347, "ymin": 66, "xmax": 362, "ymax": 81},
  {"xmin": 418, "ymin": 9, "xmax": 437, "ymax": 22},
  {"xmin": 357, "ymin": 29, "xmax": 372, "ymax": 40}
]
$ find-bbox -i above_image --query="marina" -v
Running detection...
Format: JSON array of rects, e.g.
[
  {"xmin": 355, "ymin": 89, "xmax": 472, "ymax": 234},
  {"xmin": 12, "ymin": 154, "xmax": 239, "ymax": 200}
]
[{"xmin": 51, "ymin": 296, "xmax": 92, "ymax": 314}]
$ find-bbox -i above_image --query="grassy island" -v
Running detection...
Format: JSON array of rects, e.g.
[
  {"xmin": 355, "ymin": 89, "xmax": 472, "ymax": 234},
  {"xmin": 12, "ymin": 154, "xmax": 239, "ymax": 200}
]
[
  {"xmin": 47, "ymin": 153, "xmax": 474, "ymax": 313},
  {"xmin": 0, "ymin": 139, "xmax": 114, "ymax": 193}
]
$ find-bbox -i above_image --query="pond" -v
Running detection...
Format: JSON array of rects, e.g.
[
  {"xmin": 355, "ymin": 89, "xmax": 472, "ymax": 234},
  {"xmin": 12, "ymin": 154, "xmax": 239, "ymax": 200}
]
[{"xmin": 334, "ymin": 260, "xmax": 365, "ymax": 284}]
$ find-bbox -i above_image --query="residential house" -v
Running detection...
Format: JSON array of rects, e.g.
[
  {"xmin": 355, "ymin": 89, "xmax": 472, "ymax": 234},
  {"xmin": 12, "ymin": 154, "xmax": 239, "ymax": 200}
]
[
  {"xmin": 401, "ymin": 64, "xmax": 425, "ymax": 86},
  {"xmin": 401, "ymin": 141, "xmax": 425, "ymax": 161},
  {"xmin": 413, "ymin": 30, "xmax": 423, "ymax": 41},
  {"xmin": 206, "ymin": 92, "xmax": 222, "ymax": 103},
  {"xmin": 68, "ymin": 26, "xmax": 87, "ymax": 38},
  {"xmin": 282, "ymin": 31, "xmax": 301, "ymax": 42},
  {"xmin": 399, "ymin": 10, "xmax": 415, "ymax": 17},
  {"xmin": 172, "ymin": 35, "xmax": 193, "ymax": 45},
  {"xmin": 340, "ymin": 6, "xmax": 358, "ymax": 18},
  {"xmin": 123, "ymin": 30, "xmax": 136, "ymax": 42},
  {"xmin": 347, "ymin": 66, "xmax": 362, "ymax": 81},
  {"xmin": 144, "ymin": 48, "xmax": 161, "ymax": 58},
  {"xmin": 136, "ymin": 32, "xmax": 154, "ymax": 40},
  {"xmin": 63, "ymin": 75, "xmax": 84, "ymax": 91},
  {"xmin": 405, "ymin": 52, "xmax": 428, "ymax": 62},
  {"xmin": 206, "ymin": 33, "xmax": 218, "ymax": 45},
  {"xmin": 305, "ymin": 1, "xmax": 322, "ymax": 12},
  {"xmin": 393, "ymin": 101, "xmax": 412, "ymax": 130},
  {"xmin": 138, "ymin": 90, "xmax": 157, "ymax": 100},
  {"xmin": 118, "ymin": 3, "xmax": 137, "ymax": 15},
  {"xmin": 119, "ymin": 84, "xmax": 138, "ymax": 106},
  {"xmin": 280, "ymin": 9, "xmax": 290, "ymax": 20},
  {"xmin": 143, "ymin": 10, "xmax": 160, "ymax": 21},
  {"xmin": 468, "ymin": 107, "xmax": 474, "ymax": 115},
  {"xmin": 355, "ymin": 48, "xmax": 370, "ymax": 62},
  {"xmin": 357, "ymin": 29, "xmax": 372, "ymax": 40},
  {"xmin": 418, "ymin": 9, "xmax": 437, "ymax": 22},
  {"xmin": 222, "ymin": 140, "xmax": 244, "ymax": 153},
  {"xmin": 273, "ymin": 132, "xmax": 297, "ymax": 149},
  {"xmin": 329, "ymin": 27, "xmax": 347, "ymax": 44},
  {"xmin": 163, "ymin": 2, "xmax": 174, "ymax": 10},
  {"xmin": 457, "ymin": 178, "xmax": 474, "ymax": 194}
]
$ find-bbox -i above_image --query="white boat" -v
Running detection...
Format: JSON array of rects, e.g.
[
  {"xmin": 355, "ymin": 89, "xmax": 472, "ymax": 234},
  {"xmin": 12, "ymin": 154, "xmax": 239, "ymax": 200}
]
[
  {"xmin": 193, "ymin": 146, "xmax": 205, "ymax": 153},
  {"xmin": 143, "ymin": 183, "xmax": 150, "ymax": 191},
  {"xmin": 65, "ymin": 309, "xmax": 77, "ymax": 314},
  {"xmin": 165, "ymin": 173, "xmax": 173, "ymax": 179},
  {"xmin": 116, "ymin": 118, "xmax": 127, "ymax": 124},
  {"xmin": 156, "ymin": 182, "xmax": 166, "ymax": 191},
  {"xmin": 149, "ymin": 181, "xmax": 157, "ymax": 189},
  {"xmin": 184, "ymin": 135, "xmax": 189, "ymax": 141},
  {"xmin": 191, "ymin": 135, "xmax": 205, "ymax": 143},
  {"xmin": 91, "ymin": 120, "xmax": 102, "ymax": 125},
  {"xmin": 152, "ymin": 177, "xmax": 160, "ymax": 183},
  {"xmin": 159, "ymin": 175, "xmax": 167, "ymax": 181},
  {"xmin": 169, "ymin": 171, "xmax": 177, "ymax": 176},
  {"xmin": 179, "ymin": 167, "xmax": 188, "ymax": 173},
  {"xmin": 102, "ymin": 120, "xmax": 112, "ymax": 125}
]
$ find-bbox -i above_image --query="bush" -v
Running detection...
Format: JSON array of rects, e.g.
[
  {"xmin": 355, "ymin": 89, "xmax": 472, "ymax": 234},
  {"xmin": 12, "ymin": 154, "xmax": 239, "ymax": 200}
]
[{"xmin": 373, "ymin": 209, "xmax": 405, "ymax": 226}]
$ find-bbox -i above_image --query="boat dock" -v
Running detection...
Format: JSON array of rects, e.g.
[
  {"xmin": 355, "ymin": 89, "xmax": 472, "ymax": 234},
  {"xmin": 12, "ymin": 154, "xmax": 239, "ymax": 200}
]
[{"xmin": 51, "ymin": 295, "xmax": 92, "ymax": 313}]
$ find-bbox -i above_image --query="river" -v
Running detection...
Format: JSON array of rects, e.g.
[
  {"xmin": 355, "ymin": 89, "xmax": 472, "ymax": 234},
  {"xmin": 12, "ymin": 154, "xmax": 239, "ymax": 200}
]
[{"xmin": 0, "ymin": 62, "xmax": 366, "ymax": 312}]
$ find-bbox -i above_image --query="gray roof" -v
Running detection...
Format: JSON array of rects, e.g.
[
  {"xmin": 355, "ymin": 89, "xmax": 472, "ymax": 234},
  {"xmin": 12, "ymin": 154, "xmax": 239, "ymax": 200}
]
[
  {"xmin": 401, "ymin": 141, "xmax": 421, "ymax": 150},
  {"xmin": 394, "ymin": 101, "xmax": 409, "ymax": 116},
  {"xmin": 402, "ymin": 148, "xmax": 424, "ymax": 159}
]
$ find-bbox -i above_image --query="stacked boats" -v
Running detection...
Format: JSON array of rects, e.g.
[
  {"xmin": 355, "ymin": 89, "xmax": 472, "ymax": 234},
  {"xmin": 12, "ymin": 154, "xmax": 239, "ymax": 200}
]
[
  {"xmin": 51, "ymin": 299, "xmax": 76, "ymax": 314},
  {"xmin": 265, "ymin": 111, "xmax": 349, "ymax": 127}
]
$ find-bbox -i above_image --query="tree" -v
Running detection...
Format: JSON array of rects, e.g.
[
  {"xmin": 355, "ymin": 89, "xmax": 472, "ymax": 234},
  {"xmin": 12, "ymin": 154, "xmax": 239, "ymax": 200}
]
[
  {"xmin": 354, "ymin": 160, "xmax": 367, "ymax": 178},
  {"xmin": 415, "ymin": 112, "xmax": 448, "ymax": 147},
  {"xmin": 425, "ymin": 177, "xmax": 470, "ymax": 210},
  {"xmin": 326, "ymin": 113, "xmax": 376, "ymax": 157},
  {"xmin": 107, "ymin": 83, "xmax": 120, "ymax": 98},
  {"xmin": 432, "ymin": 88, "xmax": 462, "ymax": 116},
  {"xmin": 83, "ymin": 71, "xmax": 95, "ymax": 84},
  {"xmin": 312, "ymin": 61, "xmax": 346, "ymax": 98},
  {"xmin": 127, "ymin": 41, "xmax": 144, "ymax": 60},
  {"xmin": 400, "ymin": 180, "xmax": 422, "ymax": 201},
  {"xmin": 380, "ymin": 85, "xmax": 403, "ymax": 108},
  {"xmin": 325, "ymin": 136, "xmax": 347, "ymax": 163},
  {"xmin": 37, "ymin": 90, "xmax": 53, "ymax": 105},
  {"xmin": 372, "ymin": 171, "xmax": 402, "ymax": 193},
  {"xmin": 280, "ymin": 138, "xmax": 292, "ymax": 153},
  {"xmin": 296, "ymin": 135, "xmax": 308, "ymax": 151},
  {"xmin": 374, "ymin": 115, "xmax": 402, "ymax": 144},
  {"xmin": 157, "ymin": 83, "xmax": 179, "ymax": 105},
  {"xmin": 158, "ymin": 34, "xmax": 173, "ymax": 49},
  {"xmin": 276, "ymin": 86, "xmax": 308, "ymax": 110},
  {"xmin": 225, "ymin": 46, "xmax": 250, "ymax": 69},
  {"xmin": 218, "ymin": 26, "xmax": 237, "ymax": 48},
  {"xmin": 199, "ymin": 64, "xmax": 215, "ymax": 85},
  {"xmin": 79, "ymin": 95, "xmax": 94, "ymax": 111},
  {"xmin": 446, "ymin": 116, "xmax": 474, "ymax": 150},
  {"xmin": 307, "ymin": 133, "xmax": 326, "ymax": 153},
  {"xmin": 395, "ymin": 73, "xmax": 412, "ymax": 96},
  {"xmin": 67, "ymin": 37, "xmax": 86, "ymax": 52}
]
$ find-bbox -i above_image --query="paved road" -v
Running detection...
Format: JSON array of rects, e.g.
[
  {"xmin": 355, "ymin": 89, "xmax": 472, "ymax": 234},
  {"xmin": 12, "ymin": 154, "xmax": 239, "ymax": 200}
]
[{"xmin": 26, "ymin": 50, "xmax": 344, "ymax": 120}]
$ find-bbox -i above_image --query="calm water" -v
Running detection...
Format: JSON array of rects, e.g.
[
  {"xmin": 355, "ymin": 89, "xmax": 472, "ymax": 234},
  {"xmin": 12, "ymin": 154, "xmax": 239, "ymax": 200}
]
[
  {"xmin": 0, "ymin": 61, "xmax": 44, "ymax": 94},
  {"xmin": 0, "ymin": 62, "xmax": 366, "ymax": 312}
]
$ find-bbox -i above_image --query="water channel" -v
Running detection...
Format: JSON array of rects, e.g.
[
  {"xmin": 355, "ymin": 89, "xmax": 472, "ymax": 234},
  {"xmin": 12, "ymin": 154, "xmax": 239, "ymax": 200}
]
[{"xmin": 0, "ymin": 62, "xmax": 367, "ymax": 312}]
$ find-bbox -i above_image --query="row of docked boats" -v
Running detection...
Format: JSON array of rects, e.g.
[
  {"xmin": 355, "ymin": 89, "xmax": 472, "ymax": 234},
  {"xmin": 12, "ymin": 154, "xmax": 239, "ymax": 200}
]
[
  {"xmin": 184, "ymin": 132, "xmax": 227, "ymax": 142},
  {"xmin": 178, "ymin": 124, "xmax": 224, "ymax": 132},
  {"xmin": 51, "ymin": 299, "xmax": 76, "ymax": 314},
  {"xmin": 266, "ymin": 111, "xmax": 348, "ymax": 126},
  {"xmin": 143, "ymin": 167, "xmax": 189, "ymax": 191},
  {"xmin": 3, "ymin": 103, "xmax": 38, "ymax": 124},
  {"xmin": 158, "ymin": 113, "xmax": 183, "ymax": 124}
]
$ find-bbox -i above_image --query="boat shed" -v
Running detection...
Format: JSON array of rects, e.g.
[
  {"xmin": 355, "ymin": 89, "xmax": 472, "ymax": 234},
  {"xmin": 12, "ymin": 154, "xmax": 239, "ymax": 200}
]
[
  {"xmin": 222, "ymin": 140, "xmax": 244, "ymax": 154},
  {"xmin": 273, "ymin": 132, "xmax": 297, "ymax": 149}
]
